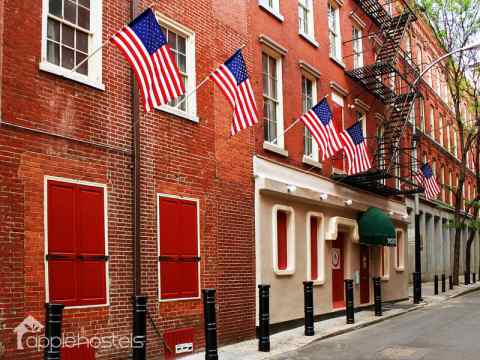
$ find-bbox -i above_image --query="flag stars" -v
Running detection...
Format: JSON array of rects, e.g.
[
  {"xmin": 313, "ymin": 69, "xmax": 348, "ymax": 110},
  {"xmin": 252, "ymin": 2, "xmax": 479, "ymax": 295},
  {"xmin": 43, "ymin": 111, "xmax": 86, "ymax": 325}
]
[
  {"xmin": 130, "ymin": 9, "xmax": 167, "ymax": 55},
  {"xmin": 225, "ymin": 50, "xmax": 249, "ymax": 84}
]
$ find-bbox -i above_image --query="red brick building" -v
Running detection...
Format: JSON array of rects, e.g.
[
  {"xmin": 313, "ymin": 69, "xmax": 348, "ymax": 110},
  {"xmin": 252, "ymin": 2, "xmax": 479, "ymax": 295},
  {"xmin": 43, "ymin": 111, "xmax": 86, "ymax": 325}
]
[{"xmin": 0, "ymin": 0, "xmax": 477, "ymax": 359}]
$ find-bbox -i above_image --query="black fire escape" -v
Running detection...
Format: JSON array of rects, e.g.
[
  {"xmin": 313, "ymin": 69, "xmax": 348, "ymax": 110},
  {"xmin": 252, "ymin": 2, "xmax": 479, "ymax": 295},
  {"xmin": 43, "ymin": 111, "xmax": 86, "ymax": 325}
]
[{"xmin": 333, "ymin": 0, "xmax": 423, "ymax": 197}]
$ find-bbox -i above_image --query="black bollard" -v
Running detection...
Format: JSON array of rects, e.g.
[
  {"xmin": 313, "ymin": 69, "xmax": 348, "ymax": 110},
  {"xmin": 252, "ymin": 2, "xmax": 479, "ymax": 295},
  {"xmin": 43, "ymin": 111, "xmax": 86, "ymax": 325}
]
[
  {"xmin": 413, "ymin": 272, "xmax": 422, "ymax": 303},
  {"xmin": 133, "ymin": 295, "xmax": 147, "ymax": 360},
  {"xmin": 44, "ymin": 303, "xmax": 64, "ymax": 360},
  {"xmin": 303, "ymin": 281, "xmax": 314, "ymax": 336},
  {"xmin": 202, "ymin": 289, "xmax": 218, "ymax": 360},
  {"xmin": 345, "ymin": 279, "xmax": 354, "ymax": 324},
  {"xmin": 465, "ymin": 271, "xmax": 471, "ymax": 285},
  {"xmin": 473, "ymin": 273, "xmax": 477, "ymax": 283},
  {"xmin": 373, "ymin": 277, "xmax": 382, "ymax": 316},
  {"xmin": 449, "ymin": 275, "xmax": 453, "ymax": 290},
  {"xmin": 258, "ymin": 285, "xmax": 270, "ymax": 352},
  {"xmin": 441, "ymin": 274, "xmax": 446, "ymax": 293},
  {"xmin": 434, "ymin": 275, "xmax": 439, "ymax": 295}
]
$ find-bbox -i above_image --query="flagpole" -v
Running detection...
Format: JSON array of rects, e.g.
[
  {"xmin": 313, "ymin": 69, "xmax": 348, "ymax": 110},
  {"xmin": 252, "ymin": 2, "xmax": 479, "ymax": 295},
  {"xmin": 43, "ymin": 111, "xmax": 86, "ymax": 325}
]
[
  {"xmin": 270, "ymin": 94, "xmax": 329, "ymax": 145},
  {"xmin": 173, "ymin": 44, "xmax": 247, "ymax": 110}
]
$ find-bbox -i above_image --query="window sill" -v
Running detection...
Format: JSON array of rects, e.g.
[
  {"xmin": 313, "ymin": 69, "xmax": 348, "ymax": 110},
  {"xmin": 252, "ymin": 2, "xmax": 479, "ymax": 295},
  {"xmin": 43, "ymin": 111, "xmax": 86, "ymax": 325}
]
[
  {"xmin": 274, "ymin": 268, "xmax": 295, "ymax": 276},
  {"xmin": 156, "ymin": 105, "xmax": 199, "ymax": 123},
  {"xmin": 263, "ymin": 141, "xmax": 289, "ymax": 157},
  {"xmin": 39, "ymin": 61, "xmax": 105, "ymax": 91},
  {"xmin": 395, "ymin": 267, "xmax": 405, "ymax": 273},
  {"xmin": 299, "ymin": 32, "xmax": 320, "ymax": 48},
  {"xmin": 332, "ymin": 168, "xmax": 346, "ymax": 175},
  {"xmin": 329, "ymin": 56, "xmax": 346, "ymax": 69},
  {"xmin": 311, "ymin": 279, "xmax": 325, "ymax": 286},
  {"xmin": 303, "ymin": 155, "xmax": 322, "ymax": 169},
  {"xmin": 380, "ymin": 275, "xmax": 390, "ymax": 282},
  {"xmin": 259, "ymin": 4, "xmax": 284, "ymax": 22}
]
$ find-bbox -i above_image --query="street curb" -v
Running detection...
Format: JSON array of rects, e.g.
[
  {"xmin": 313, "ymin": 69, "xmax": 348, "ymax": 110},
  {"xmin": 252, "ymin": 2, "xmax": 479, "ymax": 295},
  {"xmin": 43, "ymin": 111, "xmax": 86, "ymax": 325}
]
[{"xmin": 449, "ymin": 285, "xmax": 480, "ymax": 299}]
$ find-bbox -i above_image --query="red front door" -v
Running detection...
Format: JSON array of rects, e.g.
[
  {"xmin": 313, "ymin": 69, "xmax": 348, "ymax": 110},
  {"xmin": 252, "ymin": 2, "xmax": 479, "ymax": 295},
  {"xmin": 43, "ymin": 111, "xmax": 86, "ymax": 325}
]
[
  {"xmin": 360, "ymin": 245, "xmax": 370, "ymax": 304},
  {"xmin": 331, "ymin": 236, "xmax": 345, "ymax": 309}
]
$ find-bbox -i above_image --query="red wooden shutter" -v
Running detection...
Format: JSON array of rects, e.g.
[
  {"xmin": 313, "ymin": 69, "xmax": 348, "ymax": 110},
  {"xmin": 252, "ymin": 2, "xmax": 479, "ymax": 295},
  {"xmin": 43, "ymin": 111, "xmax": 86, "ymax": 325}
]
[
  {"xmin": 332, "ymin": 104, "xmax": 344, "ymax": 170},
  {"xmin": 159, "ymin": 198, "xmax": 199, "ymax": 300},
  {"xmin": 47, "ymin": 181, "xmax": 78, "ymax": 306},
  {"xmin": 310, "ymin": 217, "xmax": 318, "ymax": 280},
  {"xmin": 47, "ymin": 180, "xmax": 107, "ymax": 307},
  {"xmin": 76, "ymin": 185, "xmax": 107, "ymax": 305},
  {"xmin": 277, "ymin": 211, "xmax": 288, "ymax": 270}
]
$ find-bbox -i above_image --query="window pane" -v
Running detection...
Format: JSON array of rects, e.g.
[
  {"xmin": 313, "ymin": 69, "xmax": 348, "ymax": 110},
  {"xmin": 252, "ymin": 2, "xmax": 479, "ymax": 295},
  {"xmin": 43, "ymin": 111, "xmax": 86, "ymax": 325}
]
[
  {"xmin": 78, "ymin": 0, "xmax": 90, "ymax": 9},
  {"xmin": 77, "ymin": 6, "xmax": 90, "ymax": 30},
  {"xmin": 47, "ymin": 18, "xmax": 60, "ymax": 41},
  {"xmin": 61, "ymin": 46, "xmax": 75, "ymax": 69},
  {"xmin": 62, "ymin": 25, "xmax": 75, "ymax": 48},
  {"xmin": 177, "ymin": 36, "xmax": 186, "ymax": 54},
  {"xmin": 49, "ymin": 0, "xmax": 62, "ymax": 17},
  {"xmin": 75, "ymin": 52, "xmax": 88, "ymax": 75},
  {"xmin": 76, "ymin": 31, "xmax": 88, "ymax": 53},
  {"xmin": 47, "ymin": 41, "xmax": 60, "ymax": 65},
  {"xmin": 64, "ymin": 0, "xmax": 76, "ymax": 24},
  {"xmin": 177, "ymin": 53, "xmax": 186, "ymax": 73},
  {"xmin": 168, "ymin": 31, "xmax": 177, "ymax": 50}
]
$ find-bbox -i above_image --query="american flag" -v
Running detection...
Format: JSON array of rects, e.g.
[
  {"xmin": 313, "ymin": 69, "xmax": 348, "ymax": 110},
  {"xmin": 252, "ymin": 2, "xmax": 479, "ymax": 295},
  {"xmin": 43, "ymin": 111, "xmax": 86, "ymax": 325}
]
[
  {"xmin": 339, "ymin": 122, "xmax": 372, "ymax": 175},
  {"xmin": 415, "ymin": 163, "xmax": 440, "ymax": 200},
  {"xmin": 211, "ymin": 50, "xmax": 258, "ymax": 135},
  {"xmin": 299, "ymin": 98, "xmax": 343, "ymax": 160},
  {"xmin": 112, "ymin": 8, "xmax": 185, "ymax": 112}
]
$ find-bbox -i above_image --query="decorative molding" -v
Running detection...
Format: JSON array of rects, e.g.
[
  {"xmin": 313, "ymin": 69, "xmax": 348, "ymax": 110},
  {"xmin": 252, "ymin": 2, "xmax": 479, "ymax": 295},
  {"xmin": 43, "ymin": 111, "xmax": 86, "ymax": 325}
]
[
  {"xmin": 263, "ymin": 141, "xmax": 289, "ymax": 157},
  {"xmin": 258, "ymin": 34, "xmax": 287, "ymax": 56},
  {"xmin": 349, "ymin": 11, "xmax": 366, "ymax": 29},
  {"xmin": 330, "ymin": 81, "xmax": 349, "ymax": 97},
  {"xmin": 325, "ymin": 217, "xmax": 359, "ymax": 242},
  {"xmin": 353, "ymin": 98, "xmax": 371, "ymax": 112},
  {"xmin": 299, "ymin": 60, "xmax": 321, "ymax": 79}
]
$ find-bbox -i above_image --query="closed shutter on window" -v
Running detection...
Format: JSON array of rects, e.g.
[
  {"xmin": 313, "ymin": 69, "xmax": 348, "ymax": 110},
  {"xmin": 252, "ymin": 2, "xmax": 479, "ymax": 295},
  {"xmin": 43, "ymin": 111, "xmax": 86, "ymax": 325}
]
[
  {"xmin": 332, "ymin": 104, "xmax": 344, "ymax": 170},
  {"xmin": 310, "ymin": 217, "xmax": 318, "ymax": 280},
  {"xmin": 159, "ymin": 198, "xmax": 199, "ymax": 300},
  {"xmin": 47, "ymin": 180, "xmax": 107, "ymax": 307},
  {"xmin": 277, "ymin": 211, "xmax": 288, "ymax": 271}
]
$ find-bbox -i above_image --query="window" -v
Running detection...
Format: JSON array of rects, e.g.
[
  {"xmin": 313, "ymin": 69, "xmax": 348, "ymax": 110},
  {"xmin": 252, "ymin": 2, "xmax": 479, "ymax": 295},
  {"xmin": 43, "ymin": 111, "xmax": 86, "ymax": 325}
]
[
  {"xmin": 157, "ymin": 14, "xmax": 197, "ymax": 121},
  {"xmin": 41, "ymin": 0, "xmax": 103, "ymax": 88},
  {"xmin": 356, "ymin": 111, "xmax": 367, "ymax": 136},
  {"xmin": 380, "ymin": 247, "xmax": 390, "ymax": 280},
  {"xmin": 449, "ymin": 171, "xmax": 453, "ymax": 205},
  {"xmin": 307, "ymin": 213, "xmax": 325, "ymax": 284},
  {"xmin": 394, "ymin": 150, "xmax": 401, "ymax": 190},
  {"xmin": 263, "ymin": 52, "xmax": 284, "ymax": 147},
  {"xmin": 299, "ymin": 0, "xmax": 315, "ymax": 40},
  {"xmin": 395, "ymin": 230, "xmax": 405, "ymax": 271},
  {"xmin": 429, "ymin": 106, "xmax": 435, "ymax": 137},
  {"xmin": 416, "ymin": 44, "xmax": 423, "ymax": 70},
  {"xmin": 419, "ymin": 98, "xmax": 425, "ymax": 131},
  {"xmin": 331, "ymin": 93, "xmax": 344, "ymax": 171},
  {"xmin": 302, "ymin": 76, "xmax": 318, "ymax": 160},
  {"xmin": 352, "ymin": 27, "xmax": 363, "ymax": 69},
  {"xmin": 426, "ymin": 56, "xmax": 432, "ymax": 86},
  {"xmin": 259, "ymin": 0, "xmax": 283, "ymax": 20},
  {"xmin": 377, "ymin": 126, "xmax": 386, "ymax": 185},
  {"xmin": 328, "ymin": 3, "xmax": 342, "ymax": 61},
  {"xmin": 272, "ymin": 205, "xmax": 295, "ymax": 275},
  {"xmin": 446, "ymin": 122, "xmax": 451, "ymax": 151},
  {"xmin": 45, "ymin": 178, "xmax": 108, "ymax": 307},
  {"xmin": 409, "ymin": 99, "xmax": 416, "ymax": 124},
  {"xmin": 441, "ymin": 166, "xmax": 445, "ymax": 202},
  {"xmin": 438, "ymin": 114, "xmax": 444, "ymax": 145},
  {"xmin": 158, "ymin": 196, "xmax": 200, "ymax": 300}
]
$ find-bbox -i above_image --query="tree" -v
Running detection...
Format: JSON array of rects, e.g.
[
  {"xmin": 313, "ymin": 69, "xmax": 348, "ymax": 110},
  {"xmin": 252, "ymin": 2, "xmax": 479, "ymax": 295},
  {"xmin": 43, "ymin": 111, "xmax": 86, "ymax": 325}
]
[{"xmin": 418, "ymin": 0, "xmax": 480, "ymax": 284}]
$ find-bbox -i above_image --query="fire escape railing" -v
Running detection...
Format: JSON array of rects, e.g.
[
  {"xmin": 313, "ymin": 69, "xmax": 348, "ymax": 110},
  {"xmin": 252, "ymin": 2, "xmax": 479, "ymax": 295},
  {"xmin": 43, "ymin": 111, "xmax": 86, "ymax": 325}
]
[{"xmin": 333, "ymin": 0, "xmax": 423, "ymax": 197}]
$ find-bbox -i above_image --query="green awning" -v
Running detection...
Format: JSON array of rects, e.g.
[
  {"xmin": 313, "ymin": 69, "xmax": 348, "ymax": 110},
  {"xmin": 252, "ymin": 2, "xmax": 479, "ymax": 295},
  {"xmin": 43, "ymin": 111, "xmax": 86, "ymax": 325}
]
[{"xmin": 358, "ymin": 207, "xmax": 396, "ymax": 246}]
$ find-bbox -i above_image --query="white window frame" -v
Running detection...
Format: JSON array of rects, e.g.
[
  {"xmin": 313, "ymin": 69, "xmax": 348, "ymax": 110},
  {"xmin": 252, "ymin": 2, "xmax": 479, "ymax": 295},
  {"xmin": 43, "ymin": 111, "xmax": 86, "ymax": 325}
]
[
  {"xmin": 380, "ymin": 246, "xmax": 390, "ymax": 281},
  {"xmin": 157, "ymin": 193, "xmax": 201, "ymax": 302},
  {"xmin": 44, "ymin": 175, "xmax": 110, "ymax": 309},
  {"xmin": 155, "ymin": 12, "xmax": 198, "ymax": 123},
  {"xmin": 302, "ymin": 74, "xmax": 319, "ymax": 161},
  {"xmin": 306, "ymin": 212, "xmax": 325, "ymax": 285},
  {"xmin": 328, "ymin": 2, "xmax": 342, "ymax": 62},
  {"xmin": 40, "ymin": 0, "xmax": 104, "ymax": 90},
  {"xmin": 419, "ymin": 98, "xmax": 425, "ymax": 131},
  {"xmin": 395, "ymin": 229, "xmax": 405, "ymax": 272},
  {"xmin": 331, "ymin": 92, "xmax": 345, "ymax": 172},
  {"xmin": 272, "ymin": 205, "xmax": 295, "ymax": 275},
  {"xmin": 262, "ymin": 49, "xmax": 285, "ymax": 149},
  {"xmin": 298, "ymin": 0, "xmax": 317, "ymax": 46},
  {"xmin": 449, "ymin": 171, "xmax": 453, "ymax": 205},
  {"xmin": 352, "ymin": 26, "xmax": 364, "ymax": 69},
  {"xmin": 429, "ymin": 106, "xmax": 435, "ymax": 137},
  {"xmin": 259, "ymin": 0, "xmax": 284, "ymax": 21},
  {"xmin": 438, "ymin": 113, "xmax": 444, "ymax": 145}
]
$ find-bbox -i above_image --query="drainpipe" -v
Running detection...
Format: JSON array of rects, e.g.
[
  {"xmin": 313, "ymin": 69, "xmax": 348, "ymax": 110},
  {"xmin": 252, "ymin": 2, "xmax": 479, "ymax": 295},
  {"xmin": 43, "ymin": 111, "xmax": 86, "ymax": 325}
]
[{"xmin": 131, "ymin": 1, "xmax": 147, "ymax": 359}]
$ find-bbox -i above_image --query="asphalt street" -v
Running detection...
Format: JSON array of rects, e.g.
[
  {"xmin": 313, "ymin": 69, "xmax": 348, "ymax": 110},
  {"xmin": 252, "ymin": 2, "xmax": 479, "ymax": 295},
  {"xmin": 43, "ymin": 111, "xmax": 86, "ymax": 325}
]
[{"xmin": 273, "ymin": 290, "xmax": 480, "ymax": 360}]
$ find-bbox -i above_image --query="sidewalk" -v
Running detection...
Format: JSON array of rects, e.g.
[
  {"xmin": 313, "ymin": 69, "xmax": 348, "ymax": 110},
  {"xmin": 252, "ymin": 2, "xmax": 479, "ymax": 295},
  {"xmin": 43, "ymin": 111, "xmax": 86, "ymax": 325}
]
[{"xmin": 187, "ymin": 279, "xmax": 480, "ymax": 360}]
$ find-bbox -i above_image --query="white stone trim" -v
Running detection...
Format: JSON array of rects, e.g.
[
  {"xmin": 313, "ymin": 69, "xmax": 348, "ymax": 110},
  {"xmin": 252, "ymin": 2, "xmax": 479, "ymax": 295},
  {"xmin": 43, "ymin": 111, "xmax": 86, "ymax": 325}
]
[
  {"xmin": 272, "ymin": 205, "xmax": 296, "ymax": 276},
  {"xmin": 306, "ymin": 212, "xmax": 326, "ymax": 285},
  {"xmin": 395, "ymin": 228, "xmax": 406, "ymax": 272},
  {"xmin": 325, "ymin": 216, "xmax": 359, "ymax": 242}
]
